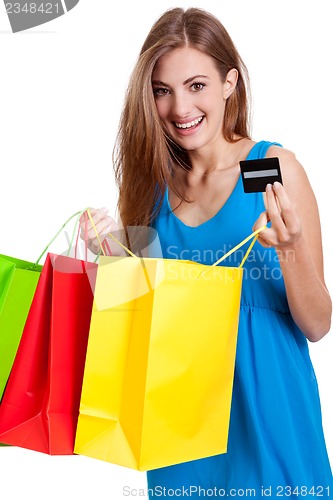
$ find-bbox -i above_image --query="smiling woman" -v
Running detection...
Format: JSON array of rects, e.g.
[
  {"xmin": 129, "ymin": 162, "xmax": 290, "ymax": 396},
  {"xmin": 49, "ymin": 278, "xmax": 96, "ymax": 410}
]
[
  {"xmin": 110, "ymin": 10, "xmax": 251, "ymax": 229},
  {"xmin": 81, "ymin": 6, "xmax": 333, "ymax": 499}
]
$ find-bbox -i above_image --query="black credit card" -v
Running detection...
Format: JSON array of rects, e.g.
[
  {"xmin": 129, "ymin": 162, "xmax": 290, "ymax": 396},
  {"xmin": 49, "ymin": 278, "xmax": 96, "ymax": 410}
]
[{"xmin": 240, "ymin": 157, "xmax": 283, "ymax": 193}]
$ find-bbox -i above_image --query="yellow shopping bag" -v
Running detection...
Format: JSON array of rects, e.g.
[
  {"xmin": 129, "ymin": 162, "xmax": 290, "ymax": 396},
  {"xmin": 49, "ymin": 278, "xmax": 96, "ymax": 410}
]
[{"xmin": 74, "ymin": 223, "xmax": 266, "ymax": 471}]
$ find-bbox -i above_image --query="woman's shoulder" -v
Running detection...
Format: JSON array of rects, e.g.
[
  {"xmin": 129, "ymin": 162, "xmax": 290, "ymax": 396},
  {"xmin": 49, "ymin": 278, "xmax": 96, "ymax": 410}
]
[{"xmin": 265, "ymin": 143, "xmax": 309, "ymax": 189}]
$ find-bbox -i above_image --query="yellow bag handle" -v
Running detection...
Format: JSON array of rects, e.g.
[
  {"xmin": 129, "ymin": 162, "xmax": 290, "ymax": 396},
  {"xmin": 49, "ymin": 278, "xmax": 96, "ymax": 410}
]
[
  {"xmin": 87, "ymin": 209, "xmax": 153, "ymax": 292},
  {"xmin": 195, "ymin": 225, "xmax": 267, "ymax": 279},
  {"xmin": 87, "ymin": 208, "xmax": 266, "ymax": 269},
  {"xmin": 211, "ymin": 225, "xmax": 267, "ymax": 269},
  {"xmin": 86, "ymin": 209, "xmax": 138, "ymax": 259}
]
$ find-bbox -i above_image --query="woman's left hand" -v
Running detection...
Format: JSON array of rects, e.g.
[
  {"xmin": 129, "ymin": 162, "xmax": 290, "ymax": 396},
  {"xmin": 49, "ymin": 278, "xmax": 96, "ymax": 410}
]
[
  {"xmin": 253, "ymin": 181, "xmax": 302, "ymax": 249},
  {"xmin": 251, "ymin": 148, "xmax": 331, "ymax": 340}
]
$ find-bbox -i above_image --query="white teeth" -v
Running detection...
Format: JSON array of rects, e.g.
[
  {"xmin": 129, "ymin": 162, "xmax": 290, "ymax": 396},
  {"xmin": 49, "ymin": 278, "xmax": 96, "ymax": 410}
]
[{"xmin": 175, "ymin": 116, "xmax": 203, "ymax": 129}]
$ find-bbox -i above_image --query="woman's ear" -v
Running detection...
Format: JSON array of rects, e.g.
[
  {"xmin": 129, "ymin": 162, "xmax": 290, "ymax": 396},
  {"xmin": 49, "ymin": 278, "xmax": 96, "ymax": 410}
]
[{"xmin": 223, "ymin": 68, "xmax": 238, "ymax": 99}]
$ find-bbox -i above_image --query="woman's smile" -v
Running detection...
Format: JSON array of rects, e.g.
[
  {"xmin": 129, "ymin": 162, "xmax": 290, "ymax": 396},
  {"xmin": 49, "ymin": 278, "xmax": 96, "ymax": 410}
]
[{"xmin": 173, "ymin": 116, "xmax": 205, "ymax": 134}]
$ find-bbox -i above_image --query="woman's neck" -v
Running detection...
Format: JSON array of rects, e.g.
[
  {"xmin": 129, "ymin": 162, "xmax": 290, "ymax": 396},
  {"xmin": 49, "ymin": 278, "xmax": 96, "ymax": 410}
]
[{"xmin": 187, "ymin": 136, "xmax": 252, "ymax": 176}]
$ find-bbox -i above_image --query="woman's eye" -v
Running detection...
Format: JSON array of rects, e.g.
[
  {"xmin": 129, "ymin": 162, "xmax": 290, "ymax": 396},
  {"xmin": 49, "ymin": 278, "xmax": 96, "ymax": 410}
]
[
  {"xmin": 153, "ymin": 88, "xmax": 170, "ymax": 97},
  {"xmin": 191, "ymin": 82, "xmax": 205, "ymax": 92}
]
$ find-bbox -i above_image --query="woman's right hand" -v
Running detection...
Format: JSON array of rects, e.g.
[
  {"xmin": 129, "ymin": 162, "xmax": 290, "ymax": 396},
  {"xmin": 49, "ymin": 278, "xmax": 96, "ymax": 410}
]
[{"xmin": 80, "ymin": 207, "xmax": 120, "ymax": 255}]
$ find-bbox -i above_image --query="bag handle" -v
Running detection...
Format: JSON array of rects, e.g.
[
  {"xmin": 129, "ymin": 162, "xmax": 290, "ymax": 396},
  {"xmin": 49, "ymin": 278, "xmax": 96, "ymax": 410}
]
[
  {"xmin": 196, "ymin": 225, "xmax": 266, "ymax": 279},
  {"xmin": 211, "ymin": 225, "xmax": 267, "ymax": 268},
  {"xmin": 86, "ymin": 209, "xmax": 138, "ymax": 259},
  {"xmin": 33, "ymin": 207, "xmax": 90, "ymax": 267},
  {"xmin": 87, "ymin": 206, "xmax": 266, "ymax": 269}
]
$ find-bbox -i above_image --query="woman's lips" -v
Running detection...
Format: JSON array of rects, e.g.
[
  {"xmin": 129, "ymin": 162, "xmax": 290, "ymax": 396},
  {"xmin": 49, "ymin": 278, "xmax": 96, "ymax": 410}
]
[{"xmin": 173, "ymin": 116, "xmax": 204, "ymax": 135}]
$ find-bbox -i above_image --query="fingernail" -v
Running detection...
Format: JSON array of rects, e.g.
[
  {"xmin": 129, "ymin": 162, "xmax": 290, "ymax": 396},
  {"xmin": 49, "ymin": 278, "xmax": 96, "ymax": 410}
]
[
  {"xmin": 273, "ymin": 181, "xmax": 281, "ymax": 189},
  {"xmin": 266, "ymin": 183, "xmax": 272, "ymax": 191}
]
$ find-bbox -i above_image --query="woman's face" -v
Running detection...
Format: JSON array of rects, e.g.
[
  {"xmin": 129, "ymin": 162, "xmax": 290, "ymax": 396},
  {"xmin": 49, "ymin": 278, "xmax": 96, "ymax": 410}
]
[{"xmin": 152, "ymin": 46, "xmax": 237, "ymax": 154}]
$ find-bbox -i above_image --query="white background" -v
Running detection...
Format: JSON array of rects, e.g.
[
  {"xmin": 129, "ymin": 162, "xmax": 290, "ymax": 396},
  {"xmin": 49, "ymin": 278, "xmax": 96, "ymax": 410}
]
[{"xmin": 0, "ymin": 1, "xmax": 332, "ymax": 498}]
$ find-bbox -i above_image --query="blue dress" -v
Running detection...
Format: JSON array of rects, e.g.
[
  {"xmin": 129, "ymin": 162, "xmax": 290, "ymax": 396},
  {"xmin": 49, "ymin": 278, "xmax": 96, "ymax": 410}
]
[{"xmin": 147, "ymin": 141, "xmax": 333, "ymax": 498}]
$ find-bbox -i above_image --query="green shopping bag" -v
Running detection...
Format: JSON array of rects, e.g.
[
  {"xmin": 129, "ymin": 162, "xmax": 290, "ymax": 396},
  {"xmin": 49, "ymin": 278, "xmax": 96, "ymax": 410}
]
[{"xmin": 0, "ymin": 255, "xmax": 42, "ymax": 401}]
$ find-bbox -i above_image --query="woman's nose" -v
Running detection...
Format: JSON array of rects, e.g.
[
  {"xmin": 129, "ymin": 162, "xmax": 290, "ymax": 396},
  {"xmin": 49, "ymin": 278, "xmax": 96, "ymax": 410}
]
[{"xmin": 171, "ymin": 92, "xmax": 192, "ymax": 119}]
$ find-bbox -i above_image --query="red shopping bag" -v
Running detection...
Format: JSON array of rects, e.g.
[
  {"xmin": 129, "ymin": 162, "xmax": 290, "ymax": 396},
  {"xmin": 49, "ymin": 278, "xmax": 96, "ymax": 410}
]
[{"xmin": 0, "ymin": 252, "xmax": 97, "ymax": 454}]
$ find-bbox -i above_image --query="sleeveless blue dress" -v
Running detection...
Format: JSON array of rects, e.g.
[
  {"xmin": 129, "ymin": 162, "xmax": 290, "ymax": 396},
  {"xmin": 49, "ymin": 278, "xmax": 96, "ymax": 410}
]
[{"xmin": 147, "ymin": 141, "xmax": 332, "ymax": 497}]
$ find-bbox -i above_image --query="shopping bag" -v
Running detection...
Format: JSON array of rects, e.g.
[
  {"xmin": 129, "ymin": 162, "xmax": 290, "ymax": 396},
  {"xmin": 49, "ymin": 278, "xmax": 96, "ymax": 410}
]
[
  {"xmin": 0, "ymin": 211, "xmax": 98, "ymax": 454},
  {"xmin": 0, "ymin": 209, "xmax": 85, "ymax": 404},
  {"xmin": 0, "ymin": 253, "xmax": 97, "ymax": 454},
  {"xmin": 0, "ymin": 256, "xmax": 42, "ymax": 401},
  {"xmin": 74, "ymin": 225, "xmax": 266, "ymax": 470}
]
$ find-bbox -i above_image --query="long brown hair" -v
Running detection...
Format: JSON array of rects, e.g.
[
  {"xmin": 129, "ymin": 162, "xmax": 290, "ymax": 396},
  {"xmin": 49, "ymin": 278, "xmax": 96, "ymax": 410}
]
[{"xmin": 113, "ymin": 7, "xmax": 251, "ymax": 229}]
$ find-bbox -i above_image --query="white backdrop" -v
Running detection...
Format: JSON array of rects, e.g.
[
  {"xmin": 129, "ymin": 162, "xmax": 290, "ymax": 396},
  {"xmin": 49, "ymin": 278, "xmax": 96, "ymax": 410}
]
[{"xmin": 0, "ymin": 1, "xmax": 332, "ymax": 498}]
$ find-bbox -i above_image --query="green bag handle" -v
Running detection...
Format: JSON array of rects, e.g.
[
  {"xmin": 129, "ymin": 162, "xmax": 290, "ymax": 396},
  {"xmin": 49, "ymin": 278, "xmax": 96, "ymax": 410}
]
[{"xmin": 32, "ymin": 207, "xmax": 90, "ymax": 268}]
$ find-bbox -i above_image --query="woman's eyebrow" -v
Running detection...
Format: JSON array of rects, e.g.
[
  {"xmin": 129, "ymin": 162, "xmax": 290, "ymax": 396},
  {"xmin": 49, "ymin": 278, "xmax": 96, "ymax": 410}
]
[
  {"xmin": 152, "ymin": 80, "xmax": 169, "ymax": 86},
  {"xmin": 152, "ymin": 75, "xmax": 209, "ymax": 87},
  {"xmin": 183, "ymin": 74, "xmax": 209, "ymax": 85}
]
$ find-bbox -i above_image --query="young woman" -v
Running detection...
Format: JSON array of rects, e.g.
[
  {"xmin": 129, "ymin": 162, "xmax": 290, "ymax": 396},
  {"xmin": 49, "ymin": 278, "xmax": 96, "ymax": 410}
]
[{"xmin": 82, "ymin": 7, "xmax": 332, "ymax": 497}]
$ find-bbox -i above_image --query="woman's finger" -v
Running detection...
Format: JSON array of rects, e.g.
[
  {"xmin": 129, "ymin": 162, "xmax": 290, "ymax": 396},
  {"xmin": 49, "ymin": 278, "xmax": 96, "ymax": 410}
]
[
  {"xmin": 81, "ymin": 218, "xmax": 111, "ymax": 241},
  {"xmin": 272, "ymin": 182, "xmax": 300, "ymax": 237},
  {"xmin": 252, "ymin": 210, "xmax": 269, "ymax": 232},
  {"xmin": 80, "ymin": 207, "xmax": 108, "ymax": 225},
  {"xmin": 265, "ymin": 184, "xmax": 285, "ymax": 234},
  {"xmin": 80, "ymin": 208, "xmax": 109, "ymax": 233}
]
